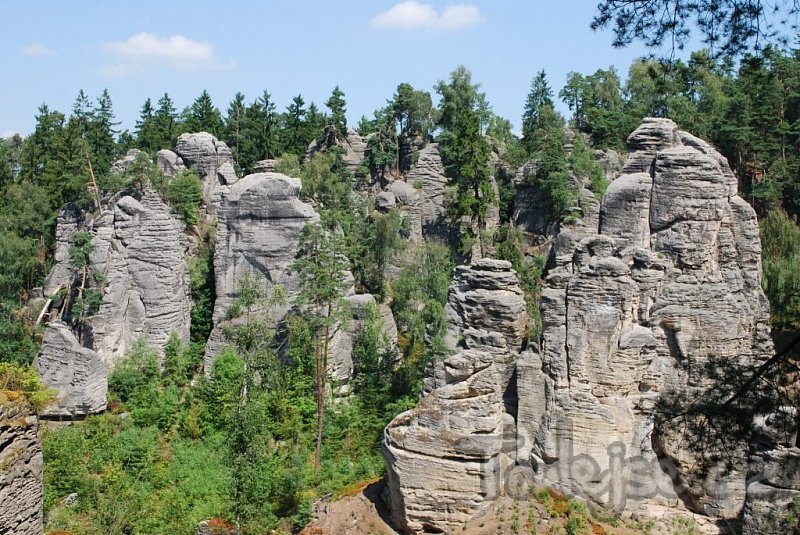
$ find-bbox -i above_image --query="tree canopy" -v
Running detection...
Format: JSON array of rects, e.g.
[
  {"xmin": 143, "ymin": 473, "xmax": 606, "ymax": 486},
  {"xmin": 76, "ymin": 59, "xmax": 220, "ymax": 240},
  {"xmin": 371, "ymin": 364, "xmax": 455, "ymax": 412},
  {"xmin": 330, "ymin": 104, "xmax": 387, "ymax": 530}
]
[{"xmin": 593, "ymin": 0, "xmax": 800, "ymax": 57}]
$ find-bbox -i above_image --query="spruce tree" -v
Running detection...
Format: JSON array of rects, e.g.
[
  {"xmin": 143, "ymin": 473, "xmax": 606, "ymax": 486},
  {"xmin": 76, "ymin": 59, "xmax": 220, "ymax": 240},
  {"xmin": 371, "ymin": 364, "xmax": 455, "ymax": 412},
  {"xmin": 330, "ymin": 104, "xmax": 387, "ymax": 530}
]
[
  {"xmin": 186, "ymin": 90, "xmax": 224, "ymax": 137},
  {"xmin": 281, "ymin": 95, "xmax": 308, "ymax": 158},
  {"xmin": 225, "ymin": 92, "xmax": 246, "ymax": 166},
  {"xmin": 522, "ymin": 70, "xmax": 555, "ymax": 153},
  {"xmin": 435, "ymin": 66, "xmax": 494, "ymax": 257},
  {"xmin": 135, "ymin": 98, "xmax": 157, "ymax": 154},
  {"xmin": 323, "ymin": 86, "xmax": 347, "ymax": 147},
  {"xmin": 153, "ymin": 93, "xmax": 178, "ymax": 150}
]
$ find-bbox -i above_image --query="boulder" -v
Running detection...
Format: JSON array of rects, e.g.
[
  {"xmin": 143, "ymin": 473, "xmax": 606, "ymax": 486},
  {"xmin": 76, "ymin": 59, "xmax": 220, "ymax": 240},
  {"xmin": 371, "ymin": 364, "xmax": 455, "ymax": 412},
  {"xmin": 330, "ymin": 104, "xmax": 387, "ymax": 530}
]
[
  {"xmin": 34, "ymin": 322, "xmax": 107, "ymax": 416},
  {"xmin": 176, "ymin": 132, "xmax": 239, "ymax": 213},
  {"xmin": 156, "ymin": 149, "xmax": 186, "ymax": 177},
  {"xmin": 0, "ymin": 404, "xmax": 43, "ymax": 535}
]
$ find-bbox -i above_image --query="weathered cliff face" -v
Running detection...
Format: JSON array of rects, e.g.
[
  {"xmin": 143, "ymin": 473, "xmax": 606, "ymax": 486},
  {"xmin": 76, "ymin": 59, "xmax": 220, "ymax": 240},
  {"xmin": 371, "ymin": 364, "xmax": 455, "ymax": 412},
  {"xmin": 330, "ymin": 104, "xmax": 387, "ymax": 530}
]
[
  {"xmin": 204, "ymin": 172, "xmax": 319, "ymax": 369},
  {"xmin": 383, "ymin": 119, "xmax": 775, "ymax": 532},
  {"xmin": 382, "ymin": 259, "xmax": 528, "ymax": 533},
  {"xmin": 175, "ymin": 132, "xmax": 238, "ymax": 214},
  {"xmin": 36, "ymin": 186, "xmax": 192, "ymax": 416},
  {"xmin": 742, "ymin": 408, "xmax": 800, "ymax": 534},
  {"xmin": 525, "ymin": 118, "xmax": 772, "ymax": 519},
  {"xmin": 0, "ymin": 404, "xmax": 43, "ymax": 535},
  {"xmin": 403, "ymin": 143, "xmax": 450, "ymax": 243}
]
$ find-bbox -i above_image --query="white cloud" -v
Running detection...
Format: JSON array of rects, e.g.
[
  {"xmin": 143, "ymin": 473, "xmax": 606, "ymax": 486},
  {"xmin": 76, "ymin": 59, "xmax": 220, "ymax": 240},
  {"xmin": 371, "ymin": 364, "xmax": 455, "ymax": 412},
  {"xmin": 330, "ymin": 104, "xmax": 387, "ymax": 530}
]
[
  {"xmin": 370, "ymin": 1, "xmax": 482, "ymax": 31},
  {"xmin": 100, "ymin": 33, "xmax": 235, "ymax": 77},
  {"xmin": 20, "ymin": 43, "xmax": 55, "ymax": 57},
  {"xmin": 1, "ymin": 130, "xmax": 20, "ymax": 139}
]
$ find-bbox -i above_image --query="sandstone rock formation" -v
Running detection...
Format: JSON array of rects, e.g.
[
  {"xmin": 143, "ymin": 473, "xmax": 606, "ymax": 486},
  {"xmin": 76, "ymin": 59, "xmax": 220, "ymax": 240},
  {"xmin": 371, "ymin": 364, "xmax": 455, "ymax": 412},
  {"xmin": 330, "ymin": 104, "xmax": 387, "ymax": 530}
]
[
  {"xmin": 742, "ymin": 408, "xmax": 800, "ymax": 534},
  {"xmin": 34, "ymin": 322, "xmax": 108, "ymax": 416},
  {"xmin": 404, "ymin": 143, "xmax": 450, "ymax": 243},
  {"xmin": 37, "ymin": 185, "xmax": 191, "ymax": 416},
  {"xmin": 176, "ymin": 132, "xmax": 238, "ymax": 213},
  {"xmin": 305, "ymin": 128, "xmax": 367, "ymax": 174},
  {"xmin": 524, "ymin": 118, "xmax": 772, "ymax": 520},
  {"xmin": 0, "ymin": 404, "xmax": 43, "ymax": 535},
  {"xmin": 328, "ymin": 293, "xmax": 399, "ymax": 397},
  {"xmin": 204, "ymin": 172, "xmax": 319, "ymax": 369},
  {"xmin": 383, "ymin": 259, "xmax": 528, "ymax": 532},
  {"xmin": 383, "ymin": 119, "xmax": 775, "ymax": 532},
  {"xmin": 109, "ymin": 149, "xmax": 142, "ymax": 174},
  {"xmin": 156, "ymin": 149, "xmax": 186, "ymax": 177}
]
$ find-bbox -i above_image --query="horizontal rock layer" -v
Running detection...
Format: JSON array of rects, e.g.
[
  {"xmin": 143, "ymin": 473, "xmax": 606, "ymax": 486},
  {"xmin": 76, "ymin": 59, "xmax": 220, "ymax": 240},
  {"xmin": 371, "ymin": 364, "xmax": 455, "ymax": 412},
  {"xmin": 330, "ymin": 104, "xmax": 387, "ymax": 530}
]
[{"xmin": 0, "ymin": 404, "xmax": 43, "ymax": 535}]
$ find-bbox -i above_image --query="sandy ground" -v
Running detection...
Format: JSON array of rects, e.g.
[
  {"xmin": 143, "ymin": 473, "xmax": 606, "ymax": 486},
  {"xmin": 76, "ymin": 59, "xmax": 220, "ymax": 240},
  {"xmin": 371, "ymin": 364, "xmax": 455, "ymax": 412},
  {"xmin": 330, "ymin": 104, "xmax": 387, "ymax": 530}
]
[{"xmin": 300, "ymin": 479, "xmax": 730, "ymax": 535}]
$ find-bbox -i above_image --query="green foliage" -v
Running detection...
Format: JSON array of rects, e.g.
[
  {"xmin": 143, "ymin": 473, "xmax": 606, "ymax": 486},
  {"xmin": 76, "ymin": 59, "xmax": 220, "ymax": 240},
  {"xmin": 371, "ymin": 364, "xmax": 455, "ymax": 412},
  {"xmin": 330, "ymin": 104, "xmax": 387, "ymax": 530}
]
[
  {"xmin": 0, "ymin": 362, "xmax": 56, "ymax": 411},
  {"xmin": 761, "ymin": 209, "xmax": 800, "ymax": 330},
  {"xmin": 273, "ymin": 152, "xmax": 302, "ymax": 177},
  {"xmin": 436, "ymin": 66, "xmax": 495, "ymax": 256},
  {"xmin": 108, "ymin": 339, "xmax": 161, "ymax": 405},
  {"xmin": 495, "ymin": 225, "xmax": 546, "ymax": 337},
  {"xmin": 189, "ymin": 226, "xmax": 216, "ymax": 344},
  {"xmin": 569, "ymin": 134, "xmax": 609, "ymax": 198},
  {"xmin": 322, "ymin": 86, "xmax": 347, "ymax": 147},
  {"xmin": 389, "ymin": 243, "xmax": 453, "ymax": 391},
  {"xmin": 43, "ymin": 414, "xmax": 232, "ymax": 535},
  {"xmin": 0, "ymin": 304, "xmax": 39, "ymax": 366},
  {"xmin": 300, "ymin": 151, "xmax": 352, "ymax": 217},
  {"xmin": 364, "ymin": 110, "xmax": 399, "ymax": 179},
  {"xmin": 349, "ymin": 209, "xmax": 405, "ymax": 299},
  {"xmin": 565, "ymin": 499, "xmax": 590, "ymax": 535},
  {"xmin": 592, "ymin": 0, "xmax": 799, "ymax": 57},
  {"xmin": 527, "ymin": 121, "xmax": 577, "ymax": 218},
  {"xmin": 185, "ymin": 90, "xmax": 224, "ymax": 137},
  {"xmin": 522, "ymin": 70, "xmax": 555, "ymax": 152},
  {"xmin": 164, "ymin": 169, "xmax": 203, "ymax": 226},
  {"xmin": 69, "ymin": 231, "xmax": 94, "ymax": 269}
]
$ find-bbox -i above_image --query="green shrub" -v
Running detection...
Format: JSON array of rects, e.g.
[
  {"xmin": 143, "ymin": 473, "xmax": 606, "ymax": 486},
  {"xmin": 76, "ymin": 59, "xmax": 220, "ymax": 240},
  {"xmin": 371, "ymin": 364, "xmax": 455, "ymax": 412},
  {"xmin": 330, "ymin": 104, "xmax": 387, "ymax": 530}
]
[
  {"xmin": 164, "ymin": 170, "xmax": 203, "ymax": 225},
  {"xmin": 0, "ymin": 362, "xmax": 56, "ymax": 411}
]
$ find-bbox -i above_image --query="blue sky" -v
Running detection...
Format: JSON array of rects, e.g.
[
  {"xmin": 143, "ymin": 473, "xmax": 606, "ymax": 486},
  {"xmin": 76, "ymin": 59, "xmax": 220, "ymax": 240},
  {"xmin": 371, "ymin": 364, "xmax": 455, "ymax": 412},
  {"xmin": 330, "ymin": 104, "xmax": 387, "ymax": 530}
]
[{"xmin": 1, "ymin": 1, "xmax": 685, "ymax": 137}]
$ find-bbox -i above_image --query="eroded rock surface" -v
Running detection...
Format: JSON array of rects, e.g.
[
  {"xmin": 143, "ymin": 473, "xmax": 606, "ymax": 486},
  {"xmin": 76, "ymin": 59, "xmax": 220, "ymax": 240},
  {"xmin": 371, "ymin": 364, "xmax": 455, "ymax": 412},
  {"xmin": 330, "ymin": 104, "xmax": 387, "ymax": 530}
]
[
  {"xmin": 404, "ymin": 143, "xmax": 450, "ymax": 243},
  {"xmin": 742, "ymin": 408, "xmax": 800, "ymax": 534},
  {"xmin": 204, "ymin": 172, "xmax": 319, "ymax": 369},
  {"xmin": 37, "ymin": 186, "xmax": 191, "ymax": 416},
  {"xmin": 524, "ymin": 118, "xmax": 772, "ymax": 520},
  {"xmin": 176, "ymin": 132, "xmax": 238, "ymax": 213},
  {"xmin": 382, "ymin": 259, "xmax": 528, "ymax": 533},
  {"xmin": 383, "ymin": 119, "xmax": 775, "ymax": 532},
  {"xmin": 0, "ymin": 405, "xmax": 43, "ymax": 535}
]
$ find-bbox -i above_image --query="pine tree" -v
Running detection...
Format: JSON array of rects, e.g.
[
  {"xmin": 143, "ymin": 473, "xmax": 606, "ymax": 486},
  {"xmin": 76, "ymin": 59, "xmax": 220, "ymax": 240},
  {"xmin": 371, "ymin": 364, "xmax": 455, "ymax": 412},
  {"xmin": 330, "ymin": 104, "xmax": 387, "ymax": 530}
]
[
  {"xmin": 435, "ymin": 66, "xmax": 494, "ymax": 257},
  {"xmin": 186, "ymin": 90, "xmax": 223, "ymax": 137},
  {"xmin": 224, "ymin": 92, "xmax": 246, "ymax": 166},
  {"xmin": 153, "ymin": 93, "xmax": 178, "ymax": 150},
  {"xmin": 135, "ymin": 98, "xmax": 157, "ymax": 154},
  {"xmin": 290, "ymin": 222, "xmax": 348, "ymax": 473},
  {"xmin": 522, "ymin": 70, "xmax": 555, "ymax": 153}
]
